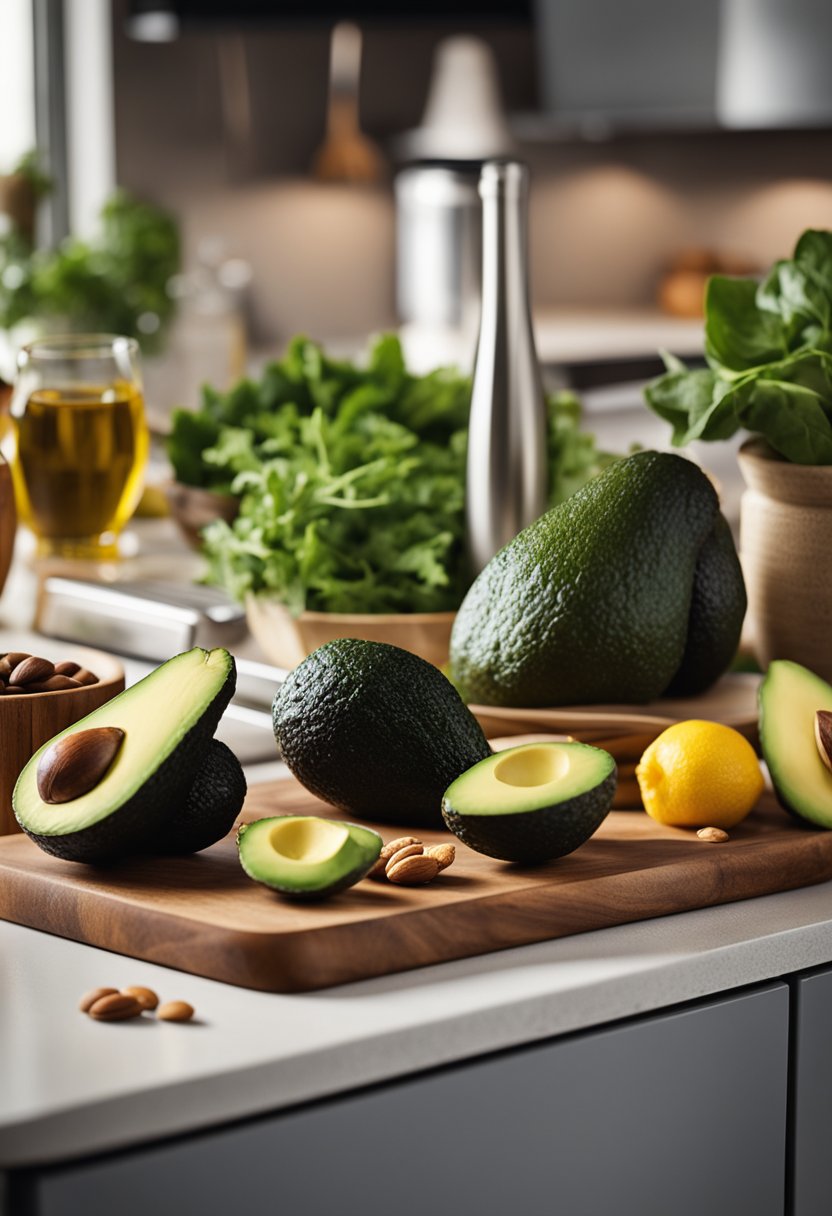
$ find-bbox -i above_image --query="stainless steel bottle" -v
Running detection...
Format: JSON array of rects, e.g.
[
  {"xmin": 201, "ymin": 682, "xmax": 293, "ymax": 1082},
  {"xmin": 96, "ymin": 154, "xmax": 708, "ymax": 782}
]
[{"xmin": 466, "ymin": 159, "xmax": 547, "ymax": 573}]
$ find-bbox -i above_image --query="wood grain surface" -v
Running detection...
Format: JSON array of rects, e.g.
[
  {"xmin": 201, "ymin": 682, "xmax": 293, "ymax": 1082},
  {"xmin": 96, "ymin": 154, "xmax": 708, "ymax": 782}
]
[{"xmin": 1, "ymin": 776, "xmax": 831, "ymax": 992}]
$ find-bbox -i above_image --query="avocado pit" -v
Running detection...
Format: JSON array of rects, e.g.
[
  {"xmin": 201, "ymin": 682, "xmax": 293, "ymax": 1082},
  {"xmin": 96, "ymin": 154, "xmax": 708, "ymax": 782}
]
[{"xmin": 36, "ymin": 727, "xmax": 125, "ymax": 804}]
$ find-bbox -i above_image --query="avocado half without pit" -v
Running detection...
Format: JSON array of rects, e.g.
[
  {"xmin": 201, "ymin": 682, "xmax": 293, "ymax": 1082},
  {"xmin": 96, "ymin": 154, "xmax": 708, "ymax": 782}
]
[
  {"xmin": 237, "ymin": 815, "xmax": 382, "ymax": 899},
  {"xmin": 441, "ymin": 741, "xmax": 617, "ymax": 864},
  {"xmin": 14, "ymin": 647, "xmax": 239, "ymax": 864}
]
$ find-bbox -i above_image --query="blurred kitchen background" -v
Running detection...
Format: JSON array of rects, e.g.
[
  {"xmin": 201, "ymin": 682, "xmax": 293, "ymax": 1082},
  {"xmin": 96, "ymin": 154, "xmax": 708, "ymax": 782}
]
[{"xmin": 5, "ymin": 0, "xmax": 832, "ymax": 524}]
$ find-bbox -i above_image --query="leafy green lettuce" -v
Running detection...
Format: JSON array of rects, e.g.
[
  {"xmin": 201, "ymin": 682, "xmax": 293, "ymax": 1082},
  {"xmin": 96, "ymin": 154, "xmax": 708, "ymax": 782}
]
[
  {"xmin": 168, "ymin": 335, "xmax": 610, "ymax": 614},
  {"xmin": 645, "ymin": 229, "xmax": 832, "ymax": 464}
]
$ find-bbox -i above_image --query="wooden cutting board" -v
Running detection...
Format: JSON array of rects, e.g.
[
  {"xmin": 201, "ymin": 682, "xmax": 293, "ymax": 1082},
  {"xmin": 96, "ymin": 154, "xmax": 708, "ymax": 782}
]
[{"xmin": 1, "ymin": 778, "xmax": 831, "ymax": 992}]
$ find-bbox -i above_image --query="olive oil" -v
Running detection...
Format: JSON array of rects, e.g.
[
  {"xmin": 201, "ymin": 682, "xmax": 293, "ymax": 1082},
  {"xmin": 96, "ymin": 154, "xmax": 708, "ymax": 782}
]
[{"xmin": 11, "ymin": 380, "xmax": 148, "ymax": 557}]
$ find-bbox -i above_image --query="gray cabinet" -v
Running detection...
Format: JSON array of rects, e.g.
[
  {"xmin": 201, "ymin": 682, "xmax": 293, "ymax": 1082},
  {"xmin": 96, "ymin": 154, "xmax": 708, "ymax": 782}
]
[
  {"xmin": 789, "ymin": 965, "xmax": 832, "ymax": 1216},
  {"xmin": 13, "ymin": 982, "xmax": 789, "ymax": 1216}
]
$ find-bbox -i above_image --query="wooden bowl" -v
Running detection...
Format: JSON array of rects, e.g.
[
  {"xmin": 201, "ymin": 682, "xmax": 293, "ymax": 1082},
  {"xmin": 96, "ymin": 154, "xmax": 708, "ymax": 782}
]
[
  {"xmin": 0, "ymin": 645, "xmax": 125, "ymax": 837},
  {"xmin": 246, "ymin": 596, "xmax": 456, "ymax": 670},
  {"xmin": 164, "ymin": 481, "xmax": 239, "ymax": 550}
]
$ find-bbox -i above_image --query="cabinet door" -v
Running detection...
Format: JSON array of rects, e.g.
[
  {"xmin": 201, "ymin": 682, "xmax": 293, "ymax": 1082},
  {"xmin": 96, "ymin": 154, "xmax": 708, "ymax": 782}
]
[
  {"xmin": 790, "ymin": 965, "xmax": 832, "ymax": 1216},
  {"xmin": 19, "ymin": 983, "xmax": 788, "ymax": 1216}
]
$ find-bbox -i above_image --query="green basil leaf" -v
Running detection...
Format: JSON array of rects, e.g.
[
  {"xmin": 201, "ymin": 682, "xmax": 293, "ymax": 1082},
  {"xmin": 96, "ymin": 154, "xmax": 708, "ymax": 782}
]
[{"xmin": 705, "ymin": 276, "xmax": 787, "ymax": 371}]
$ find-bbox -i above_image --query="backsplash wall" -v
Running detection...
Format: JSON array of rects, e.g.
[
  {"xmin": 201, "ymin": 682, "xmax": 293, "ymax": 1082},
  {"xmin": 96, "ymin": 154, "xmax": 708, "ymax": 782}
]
[{"xmin": 111, "ymin": 4, "xmax": 832, "ymax": 341}]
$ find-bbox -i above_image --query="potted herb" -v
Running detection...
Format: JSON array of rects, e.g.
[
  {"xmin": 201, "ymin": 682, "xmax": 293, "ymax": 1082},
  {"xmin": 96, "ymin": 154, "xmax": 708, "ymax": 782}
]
[{"xmin": 645, "ymin": 228, "xmax": 832, "ymax": 678}]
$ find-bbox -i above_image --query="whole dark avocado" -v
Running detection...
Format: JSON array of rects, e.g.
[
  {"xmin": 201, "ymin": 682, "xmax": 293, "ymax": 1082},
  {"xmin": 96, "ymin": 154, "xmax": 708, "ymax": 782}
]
[
  {"xmin": 272, "ymin": 639, "xmax": 491, "ymax": 827},
  {"xmin": 160, "ymin": 739, "xmax": 247, "ymax": 855},
  {"xmin": 449, "ymin": 450, "xmax": 745, "ymax": 707}
]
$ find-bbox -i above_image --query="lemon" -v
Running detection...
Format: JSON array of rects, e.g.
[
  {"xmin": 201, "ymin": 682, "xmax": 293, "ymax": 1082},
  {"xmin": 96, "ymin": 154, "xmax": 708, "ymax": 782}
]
[{"xmin": 636, "ymin": 720, "xmax": 764, "ymax": 829}]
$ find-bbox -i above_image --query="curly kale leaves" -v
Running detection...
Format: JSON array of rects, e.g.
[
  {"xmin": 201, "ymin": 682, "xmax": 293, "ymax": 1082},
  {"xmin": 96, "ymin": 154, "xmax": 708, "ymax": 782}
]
[
  {"xmin": 168, "ymin": 335, "xmax": 609, "ymax": 613},
  {"xmin": 645, "ymin": 229, "xmax": 832, "ymax": 464}
]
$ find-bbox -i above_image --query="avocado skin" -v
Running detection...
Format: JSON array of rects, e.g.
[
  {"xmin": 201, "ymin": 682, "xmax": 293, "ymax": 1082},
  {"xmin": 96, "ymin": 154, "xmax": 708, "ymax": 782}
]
[
  {"xmin": 20, "ymin": 659, "xmax": 237, "ymax": 864},
  {"xmin": 450, "ymin": 451, "xmax": 734, "ymax": 707},
  {"xmin": 664, "ymin": 513, "xmax": 747, "ymax": 697},
  {"xmin": 442, "ymin": 770, "xmax": 617, "ymax": 864},
  {"xmin": 273, "ymin": 639, "xmax": 491, "ymax": 828},
  {"xmin": 160, "ymin": 740, "xmax": 247, "ymax": 855}
]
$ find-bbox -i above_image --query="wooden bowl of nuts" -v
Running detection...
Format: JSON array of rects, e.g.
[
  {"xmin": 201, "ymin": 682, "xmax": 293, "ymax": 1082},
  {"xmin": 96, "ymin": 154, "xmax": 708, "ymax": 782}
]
[{"xmin": 0, "ymin": 644, "xmax": 124, "ymax": 836}]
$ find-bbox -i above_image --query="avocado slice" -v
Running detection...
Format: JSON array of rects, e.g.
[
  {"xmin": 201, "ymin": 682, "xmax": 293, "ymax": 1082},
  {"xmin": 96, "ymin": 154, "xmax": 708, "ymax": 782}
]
[
  {"xmin": 273, "ymin": 639, "xmax": 491, "ymax": 828},
  {"xmin": 161, "ymin": 739, "xmax": 247, "ymax": 855},
  {"xmin": 14, "ymin": 647, "xmax": 236, "ymax": 863},
  {"xmin": 759, "ymin": 660, "xmax": 832, "ymax": 827},
  {"xmin": 450, "ymin": 450, "xmax": 746, "ymax": 707},
  {"xmin": 237, "ymin": 815, "xmax": 382, "ymax": 899},
  {"xmin": 441, "ymin": 741, "xmax": 617, "ymax": 863}
]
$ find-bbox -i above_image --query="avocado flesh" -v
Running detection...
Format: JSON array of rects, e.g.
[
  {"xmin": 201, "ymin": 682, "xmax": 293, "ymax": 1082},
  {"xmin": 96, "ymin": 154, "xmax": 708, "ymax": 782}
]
[
  {"xmin": 161, "ymin": 739, "xmax": 247, "ymax": 855},
  {"xmin": 273, "ymin": 639, "xmax": 491, "ymax": 828},
  {"xmin": 759, "ymin": 660, "xmax": 832, "ymax": 828},
  {"xmin": 14, "ymin": 647, "xmax": 236, "ymax": 863},
  {"xmin": 237, "ymin": 815, "xmax": 382, "ymax": 899},
  {"xmin": 442, "ymin": 742, "xmax": 616, "ymax": 863},
  {"xmin": 450, "ymin": 451, "xmax": 745, "ymax": 707}
]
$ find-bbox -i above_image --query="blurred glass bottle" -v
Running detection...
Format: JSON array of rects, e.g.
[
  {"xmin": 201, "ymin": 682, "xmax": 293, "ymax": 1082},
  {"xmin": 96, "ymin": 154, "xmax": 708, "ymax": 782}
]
[{"xmin": 466, "ymin": 160, "xmax": 547, "ymax": 573}]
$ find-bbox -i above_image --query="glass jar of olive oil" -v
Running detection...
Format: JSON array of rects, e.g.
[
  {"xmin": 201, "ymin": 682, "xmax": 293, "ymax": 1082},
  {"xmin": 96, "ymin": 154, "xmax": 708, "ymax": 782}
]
[{"xmin": 9, "ymin": 335, "xmax": 148, "ymax": 559}]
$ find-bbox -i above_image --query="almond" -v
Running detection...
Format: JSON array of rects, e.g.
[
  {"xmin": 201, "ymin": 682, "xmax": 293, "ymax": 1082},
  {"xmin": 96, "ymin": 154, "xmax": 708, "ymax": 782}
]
[
  {"xmin": 157, "ymin": 1000, "xmax": 195, "ymax": 1022},
  {"xmin": 369, "ymin": 836, "xmax": 423, "ymax": 880},
  {"xmin": 88, "ymin": 992, "xmax": 144, "ymax": 1021},
  {"xmin": 122, "ymin": 985, "xmax": 159, "ymax": 1011},
  {"xmin": 79, "ymin": 986, "xmax": 119, "ymax": 1013},
  {"xmin": 73, "ymin": 668, "xmax": 99, "ymax": 687},
  {"xmin": 386, "ymin": 854, "xmax": 440, "ymax": 885},
  {"xmin": 27, "ymin": 675, "xmax": 82, "ymax": 693},
  {"xmin": 3, "ymin": 652, "xmax": 31, "ymax": 668},
  {"xmin": 426, "ymin": 843, "xmax": 456, "ymax": 871},
  {"xmin": 9, "ymin": 656, "xmax": 54, "ymax": 686},
  {"xmin": 54, "ymin": 661, "xmax": 81, "ymax": 677},
  {"xmin": 384, "ymin": 843, "xmax": 424, "ymax": 876},
  {"xmin": 37, "ymin": 727, "xmax": 125, "ymax": 803},
  {"xmin": 697, "ymin": 826, "xmax": 730, "ymax": 843}
]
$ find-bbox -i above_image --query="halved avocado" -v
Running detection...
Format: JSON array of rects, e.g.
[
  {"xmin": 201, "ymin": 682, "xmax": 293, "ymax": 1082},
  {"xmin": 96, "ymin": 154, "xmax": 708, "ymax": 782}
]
[
  {"xmin": 759, "ymin": 660, "xmax": 832, "ymax": 827},
  {"xmin": 237, "ymin": 815, "xmax": 382, "ymax": 899},
  {"xmin": 441, "ymin": 741, "xmax": 617, "ymax": 863},
  {"xmin": 160, "ymin": 739, "xmax": 247, "ymax": 855},
  {"xmin": 14, "ymin": 647, "xmax": 236, "ymax": 863}
]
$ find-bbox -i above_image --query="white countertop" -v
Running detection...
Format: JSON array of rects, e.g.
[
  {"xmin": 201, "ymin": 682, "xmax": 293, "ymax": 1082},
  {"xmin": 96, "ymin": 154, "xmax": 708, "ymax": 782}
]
[{"xmin": 3, "ymin": 870, "xmax": 832, "ymax": 1169}]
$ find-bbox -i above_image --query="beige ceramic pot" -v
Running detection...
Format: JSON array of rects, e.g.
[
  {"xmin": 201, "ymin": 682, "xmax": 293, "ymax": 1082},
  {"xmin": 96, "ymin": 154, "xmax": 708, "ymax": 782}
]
[
  {"xmin": 738, "ymin": 438, "xmax": 832, "ymax": 680},
  {"xmin": 246, "ymin": 596, "xmax": 456, "ymax": 670}
]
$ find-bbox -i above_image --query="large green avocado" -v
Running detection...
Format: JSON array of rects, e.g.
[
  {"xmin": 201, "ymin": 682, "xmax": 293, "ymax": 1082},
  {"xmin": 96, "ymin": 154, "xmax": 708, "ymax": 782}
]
[
  {"xmin": 442, "ymin": 741, "xmax": 616, "ymax": 863},
  {"xmin": 450, "ymin": 451, "xmax": 745, "ymax": 707},
  {"xmin": 237, "ymin": 815, "xmax": 382, "ymax": 900},
  {"xmin": 14, "ymin": 648, "xmax": 236, "ymax": 863},
  {"xmin": 759, "ymin": 660, "xmax": 832, "ymax": 828},
  {"xmin": 273, "ymin": 639, "xmax": 491, "ymax": 827}
]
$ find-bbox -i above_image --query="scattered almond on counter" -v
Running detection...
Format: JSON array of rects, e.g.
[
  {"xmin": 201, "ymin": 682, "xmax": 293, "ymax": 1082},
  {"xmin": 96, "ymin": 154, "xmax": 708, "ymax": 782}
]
[
  {"xmin": 79, "ymin": 985, "xmax": 195, "ymax": 1022},
  {"xmin": 122, "ymin": 985, "xmax": 159, "ymax": 1010},
  {"xmin": 697, "ymin": 827, "xmax": 730, "ymax": 843},
  {"xmin": 88, "ymin": 992, "xmax": 144, "ymax": 1021},
  {"xmin": 78, "ymin": 986, "xmax": 119, "ymax": 1013},
  {"xmin": 157, "ymin": 1000, "xmax": 195, "ymax": 1023}
]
